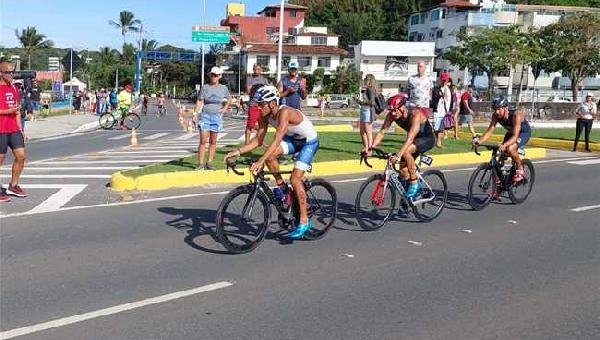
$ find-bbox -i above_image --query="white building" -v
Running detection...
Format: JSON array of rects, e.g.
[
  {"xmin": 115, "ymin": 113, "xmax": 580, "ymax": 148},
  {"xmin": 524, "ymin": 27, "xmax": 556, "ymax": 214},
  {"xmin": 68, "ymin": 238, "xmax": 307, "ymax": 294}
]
[
  {"xmin": 353, "ymin": 41, "xmax": 436, "ymax": 96},
  {"xmin": 407, "ymin": 0, "xmax": 600, "ymax": 92}
]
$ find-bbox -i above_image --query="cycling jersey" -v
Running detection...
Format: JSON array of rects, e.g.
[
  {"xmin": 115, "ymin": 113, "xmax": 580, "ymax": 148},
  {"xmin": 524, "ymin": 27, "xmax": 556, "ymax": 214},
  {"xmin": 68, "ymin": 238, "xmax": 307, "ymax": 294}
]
[
  {"xmin": 117, "ymin": 90, "xmax": 132, "ymax": 110},
  {"xmin": 268, "ymin": 106, "xmax": 318, "ymax": 142},
  {"xmin": 498, "ymin": 109, "xmax": 531, "ymax": 134},
  {"xmin": 269, "ymin": 106, "xmax": 319, "ymax": 171},
  {"xmin": 395, "ymin": 112, "xmax": 435, "ymax": 156}
]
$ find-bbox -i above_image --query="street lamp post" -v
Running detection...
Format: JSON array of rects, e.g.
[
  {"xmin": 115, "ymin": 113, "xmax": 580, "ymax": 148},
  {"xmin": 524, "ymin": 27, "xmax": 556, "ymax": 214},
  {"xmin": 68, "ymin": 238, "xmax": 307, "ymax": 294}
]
[
  {"xmin": 276, "ymin": 0, "xmax": 285, "ymax": 82},
  {"xmin": 69, "ymin": 48, "xmax": 73, "ymax": 115}
]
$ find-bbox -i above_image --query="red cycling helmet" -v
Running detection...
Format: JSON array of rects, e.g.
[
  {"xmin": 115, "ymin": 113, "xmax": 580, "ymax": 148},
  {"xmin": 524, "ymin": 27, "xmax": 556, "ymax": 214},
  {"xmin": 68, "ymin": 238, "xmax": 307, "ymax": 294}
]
[{"xmin": 387, "ymin": 94, "xmax": 407, "ymax": 110}]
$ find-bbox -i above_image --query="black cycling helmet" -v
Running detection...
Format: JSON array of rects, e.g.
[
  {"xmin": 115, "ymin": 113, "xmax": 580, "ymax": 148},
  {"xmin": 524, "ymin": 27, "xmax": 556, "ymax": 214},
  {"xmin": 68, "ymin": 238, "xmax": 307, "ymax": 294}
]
[{"xmin": 491, "ymin": 95, "xmax": 509, "ymax": 109}]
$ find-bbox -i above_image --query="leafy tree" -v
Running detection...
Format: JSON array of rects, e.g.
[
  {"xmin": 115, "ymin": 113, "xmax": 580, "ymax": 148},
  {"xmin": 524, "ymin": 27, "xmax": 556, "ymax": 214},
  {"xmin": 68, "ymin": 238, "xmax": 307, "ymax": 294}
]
[
  {"xmin": 98, "ymin": 47, "xmax": 118, "ymax": 65},
  {"xmin": 141, "ymin": 39, "xmax": 158, "ymax": 51},
  {"xmin": 539, "ymin": 13, "xmax": 600, "ymax": 100},
  {"xmin": 14, "ymin": 26, "xmax": 53, "ymax": 70},
  {"xmin": 109, "ymin": 11, "xmax": 141, "ymax": 46},
  {"xmin": 121, "ymin": 43, "xmax": 136, "ymax": 64}
]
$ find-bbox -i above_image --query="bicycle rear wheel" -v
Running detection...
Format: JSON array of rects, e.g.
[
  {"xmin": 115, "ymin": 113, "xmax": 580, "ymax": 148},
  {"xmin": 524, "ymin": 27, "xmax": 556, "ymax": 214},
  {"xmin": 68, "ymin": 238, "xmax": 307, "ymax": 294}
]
[
  {"xmin": 508, "ymin": 159, "xmax": 535, "ymax": 204},
  {"xmin": 302, "ymin": 178, "xmax": 338, "ymax": 240},
  {"xmin": 123, "ymin": 113, "xmax": 141, "ymax": 130},
  {"xmin": 99, "ymin": 113, "xmax": 115, "ymax": 129},
  {"xmin": 355, "ymin": 174, "xmax": 396, "ymax": 231},
  {"xmin": 216, "ymin": 185, "xmax": 271, "ymax": 254},
  {"xmin": 468, "ymin": 163, "xmax": 497, "ymax": 211},
  {"xmin": 412, "ymin": 169, "xmax": 447, "ymax": 222}
]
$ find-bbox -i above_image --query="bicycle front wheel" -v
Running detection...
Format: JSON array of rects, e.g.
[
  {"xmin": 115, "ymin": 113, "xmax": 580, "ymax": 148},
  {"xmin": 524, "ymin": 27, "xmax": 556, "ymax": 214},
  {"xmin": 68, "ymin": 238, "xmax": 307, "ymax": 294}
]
[
  {"xmin": 355, "ymin": 174, "xmax": 396, "ymax": 231},
  {"xmin": 99, "ymin": 113, "xmax": 115, "ymax": 129},
  {"xmin": 508, "ymin": 159, "xmax": 535, "ymax": 204},
  {"xmin": 468, "ymin": 163, "xmax": 497, "ymax": 211},
  {"xmin": 123, "ymin": 113, "xmax": 141, "ymax": 130},
  {"xmin": 215, "ymin": 185, "xmax": 271, "ymax": 254},
  {"xmin": 303, "ymin": 178, "xmax": 338, "ymax": 240},
  {"xmin": 413, "ymin": 169, "xmax": 448, "ymax": 222}
]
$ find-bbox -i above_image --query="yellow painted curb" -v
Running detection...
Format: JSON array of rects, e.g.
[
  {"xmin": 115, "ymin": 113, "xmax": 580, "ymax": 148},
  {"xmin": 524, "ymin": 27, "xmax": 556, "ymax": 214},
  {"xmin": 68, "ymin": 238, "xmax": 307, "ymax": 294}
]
[
  {"xmin": 457, "ymin": 132, "xmax": 600, "ymax": 152},
  {"xmin": 110, "ymin": 148, "xmax": 546, "ymax": 192},
  {"xmin": 267, "ymin": 124, "xmax": 353, "ymax": 133}
]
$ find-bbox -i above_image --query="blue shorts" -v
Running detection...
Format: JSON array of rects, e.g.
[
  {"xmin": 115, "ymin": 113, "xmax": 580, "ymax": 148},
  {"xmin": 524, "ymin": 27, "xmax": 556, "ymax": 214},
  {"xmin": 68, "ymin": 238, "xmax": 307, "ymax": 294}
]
[
  {"xmin": 199, "ymin": 113, "xmax": 222, "ymax": 132},
  {"xmin": 504, "ymin": 131, "xmax": 531, "ymax": 147},
  {"xmin": 280, "ymin": 136, "xmax": 319, "ymax": 171},
  {"xmin": 359, "ymin": 107, "xmax": 374, "ymax": 123}
]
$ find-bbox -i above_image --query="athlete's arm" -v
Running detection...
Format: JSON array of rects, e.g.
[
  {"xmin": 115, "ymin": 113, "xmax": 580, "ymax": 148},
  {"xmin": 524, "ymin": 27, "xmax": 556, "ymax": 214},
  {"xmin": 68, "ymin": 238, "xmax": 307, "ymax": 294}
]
[
  {"xmin": 258, "ymin": 108, "xmax": 290, "ymax": 164},
  {"xmin": 372, "ymin": 111, "xmax": 395, "ymax": 147},
  {"xmin": 227, "ymin": 117, "xmax": 268, "ymax": 160},
  {"xmin": 477, "ymin": 114, "xmax": 498, "ymax": 144},
  {"xmin": 397, "ymin": 113, "xmax": 420, "ymax": 157}
]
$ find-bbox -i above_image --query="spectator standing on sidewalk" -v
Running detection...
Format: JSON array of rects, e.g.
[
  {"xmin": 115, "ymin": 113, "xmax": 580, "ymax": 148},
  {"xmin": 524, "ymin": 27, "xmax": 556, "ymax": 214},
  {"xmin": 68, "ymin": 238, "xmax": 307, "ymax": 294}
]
[
  {"xmin": 0, "ymin": 60, "xmax": 27, "ymax": 202},
  {"xmin": 109, "ymin": 88, "xmax": 118, "ymax": 110},
  {"xmin": 244, "ymin": 63, "xmax": 269, "ymax": 145},
  {"xmin": 277, "ymin": 61, "xmax": 307, "ymax": 110},
  {"xmin": 195, "ymin": 66, "xmax": 231, "ymax": 170},
  {"xmin": 573, "ymin": 94, "xmax": 596, "ymax": 152},
  {"xmin": 407, "ymin": 60, "xmax": 434, "ymax": 121},
  {"xmin": 318, "ymin": 94, "xmax": 325, "ymax": 117},
  {"xmin": 456, "ymin": 84, "xmax": 477, "ymax": 138},
  {"xmin": 357, "ymin": 74, "xmax": 378, "ymax": 153},
  {"xmin": 431, "ymin": 71, "xmax": 453, "ymax": 148}
]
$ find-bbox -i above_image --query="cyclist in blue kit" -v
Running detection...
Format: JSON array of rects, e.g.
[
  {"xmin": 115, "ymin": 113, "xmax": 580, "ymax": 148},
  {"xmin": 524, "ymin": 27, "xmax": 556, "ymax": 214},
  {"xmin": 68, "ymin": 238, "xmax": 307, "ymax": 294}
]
[{"xmin": 225, "ymin": 85, "xmax": 319, "ymax": 239}]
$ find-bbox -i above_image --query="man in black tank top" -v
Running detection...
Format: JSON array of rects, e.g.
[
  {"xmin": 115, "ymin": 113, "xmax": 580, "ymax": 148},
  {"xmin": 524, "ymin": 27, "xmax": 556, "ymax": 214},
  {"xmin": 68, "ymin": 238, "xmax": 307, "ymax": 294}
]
[
  {"xmin": 370, "ymin": 94, "xmax": 435, "ymax": 198},
  {"xmin": 474, "ymin": 96, "xmax": 531, "ymax": 183}
]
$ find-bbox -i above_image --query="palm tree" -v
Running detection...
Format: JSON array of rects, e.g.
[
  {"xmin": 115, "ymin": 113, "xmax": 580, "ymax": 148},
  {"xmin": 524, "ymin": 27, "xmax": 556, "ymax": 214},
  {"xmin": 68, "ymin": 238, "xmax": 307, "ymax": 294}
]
[
  {"xmin": 108, "ymin": 11, "xmax": 141, "ymax": 45},
  {"xmin": 141, "ymin": 39, "xmax": 158, "ymax": 51},
  {"xmin": 121, "ymin": 43, "xmax": 136, "ymax": 64},
  {"xmin": 98, "ymin": 47, "xmax": 118, "ymax": 65},
  {"xmin": 14, "ymin": 26, "xmax": 53, "ymax": 70}
]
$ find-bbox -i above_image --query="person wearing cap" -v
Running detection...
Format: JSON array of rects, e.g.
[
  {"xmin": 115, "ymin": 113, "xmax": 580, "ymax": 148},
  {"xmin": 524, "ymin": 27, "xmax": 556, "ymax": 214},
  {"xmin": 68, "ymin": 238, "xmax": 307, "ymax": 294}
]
[
  {"xmin": 431, "ymin": 71, "xmax": 453, "ymax": 148},
  {"xmin": 573, "ymin": 94, "xmax": 596, "ymax": 152},
  {"xmin": 277, "ymin": 61, "xmax": 307, "ymax": 110},
  {"xmin": 195, "ymin": 66, "xmax": 231, "ymax": 170},
  {"xmin": 244, "ymin": 63, "xmax": 269, "ymax": 144},
  {"xmin": 369, "ymin": 94, "xmax": 435, "ymax": 199}
]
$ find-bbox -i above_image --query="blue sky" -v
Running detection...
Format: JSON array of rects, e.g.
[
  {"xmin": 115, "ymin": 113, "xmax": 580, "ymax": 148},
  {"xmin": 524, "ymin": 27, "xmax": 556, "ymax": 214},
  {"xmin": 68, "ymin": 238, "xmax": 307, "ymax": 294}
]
[{"xmin": 1, "ymin": 0, "xmax": 275, "ymax": 50}]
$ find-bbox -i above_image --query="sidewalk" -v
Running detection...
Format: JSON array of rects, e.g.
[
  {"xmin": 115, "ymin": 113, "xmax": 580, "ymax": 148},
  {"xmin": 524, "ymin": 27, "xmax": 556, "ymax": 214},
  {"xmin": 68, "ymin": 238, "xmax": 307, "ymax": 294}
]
[{"xmin": 23, "ymin": 113, "xmax": 99, "ymax": 140}]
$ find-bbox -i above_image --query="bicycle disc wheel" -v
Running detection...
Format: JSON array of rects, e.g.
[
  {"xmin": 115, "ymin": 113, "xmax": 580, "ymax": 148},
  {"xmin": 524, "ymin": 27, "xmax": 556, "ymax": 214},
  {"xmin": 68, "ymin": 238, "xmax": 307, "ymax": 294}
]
[
  {"xmin": 413, "ymin": 169, "xmax": 447, "ymax": 222},
  {"xmin": 355, "ymin": 174, "xmax": 396, "ymax": 231},
  {"xmin": 302, "ymin": 178, "xmax": 338, "ymax": 240},
  {"xmin": 123, "ymin": 113, "xmax": 141, "ymax": 130},
  {"xmin": 215, "ymin": 185, "xmax": 271, "ymax": 254},
  {"xmin": 99, "ymin": 113, "xmax": 115, "ymax": 129},
  {"xmin": 468, "ymin": 163, "xmax": 497, "ymax": 211},
  {"xmin": 508, "ymin": 159, "xmax": 535, "ymax": 204}
]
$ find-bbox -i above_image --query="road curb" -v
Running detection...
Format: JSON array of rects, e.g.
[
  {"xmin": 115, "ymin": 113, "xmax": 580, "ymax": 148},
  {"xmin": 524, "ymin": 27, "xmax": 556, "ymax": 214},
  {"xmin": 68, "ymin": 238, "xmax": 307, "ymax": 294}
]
[
  {"xmin": 110, "ymin": 147, "xmax": 547, "ymax": 192},
  {"xmin": 456, "ymin": 132, "xmax": 600, "ymax": 152}
]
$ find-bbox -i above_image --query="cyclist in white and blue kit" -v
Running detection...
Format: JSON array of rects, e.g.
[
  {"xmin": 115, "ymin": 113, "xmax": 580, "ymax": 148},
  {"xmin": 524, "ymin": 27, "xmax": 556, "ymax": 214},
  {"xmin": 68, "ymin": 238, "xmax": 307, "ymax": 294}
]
[{"xmin": 225, "ymin": 85, "xmax": 318, "ymax": 239}]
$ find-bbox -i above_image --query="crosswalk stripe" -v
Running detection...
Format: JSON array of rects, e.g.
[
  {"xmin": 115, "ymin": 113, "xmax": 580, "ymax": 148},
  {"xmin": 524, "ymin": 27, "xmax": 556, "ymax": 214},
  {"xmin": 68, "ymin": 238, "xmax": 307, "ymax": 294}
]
[
  {"xmin": 143, "ymin": 132, "xmax": 169, "ymax": 140},
  {"xmin": 567, "ymin": 158, "xmax": 600, "ymax": 165},
  {"xmin": 108, "ymin": 134, "xmax": 132, "ymax": 140},
  {"xmin": 174, "ymin": 133, "xmax": 198, "ymax": 141}
]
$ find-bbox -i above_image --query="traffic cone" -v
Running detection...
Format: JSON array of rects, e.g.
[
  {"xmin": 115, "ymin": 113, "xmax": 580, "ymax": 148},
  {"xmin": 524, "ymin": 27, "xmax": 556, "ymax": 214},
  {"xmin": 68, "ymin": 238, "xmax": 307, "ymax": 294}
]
[{"xmin": 130, "ymin": 128, "xmax": 138, "ymax": 147}]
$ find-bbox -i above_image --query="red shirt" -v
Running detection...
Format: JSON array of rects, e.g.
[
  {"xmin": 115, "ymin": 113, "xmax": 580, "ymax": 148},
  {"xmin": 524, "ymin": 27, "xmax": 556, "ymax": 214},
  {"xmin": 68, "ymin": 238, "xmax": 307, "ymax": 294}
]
[{"xmin": 0, "ymin": 84, "xmax": 20, "ymax": 133}]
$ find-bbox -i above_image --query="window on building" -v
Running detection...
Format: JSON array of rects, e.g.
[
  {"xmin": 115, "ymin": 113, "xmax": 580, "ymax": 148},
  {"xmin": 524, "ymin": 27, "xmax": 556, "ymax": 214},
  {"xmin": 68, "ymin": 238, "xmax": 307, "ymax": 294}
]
[
  {"xmin": 297, "ymin": 56, "xmax": 311, "ymax": 68},
  {"xmin": 420, "ymin": 13, "xmax": 427, "ymax": 24},
  {"xmin": 436, "ymin": 30, "xmax": 443, "ymax": 38},
  {"xmin": 417, "ymin": 33, "xmax": 424, "ymax": 42},
  {"xmin": 431, "ymin": 9, "xmax": 441, "ymax": 21},
  {"xmin": 264, "ymin": 10, "xmax": 276, "ymax": 17},
  {"xmin": 282, "ymin": 55, "xmax": 291, "ymax": 68},
  {"xmin": 288, "ymin": 28, "xmax": 297, "ymax": 36},
  {"xmin": 311, "ymin": 36, "xmax": 327, "ymax": 45},
  {"xmin": 410, "ymin": 15, "xmax": 420, "ymax": 25},
  {"xmin": 256, "ymin": 55, "xmax": 270, "ymax": 67},
  {"xmin": 266, "ymin": 27, "xmax": 279, "ymax": 35},
  {"xmin": 317, "ymin": 57, "xmax": 331, "ymax": 68},
  {"xmin": 290, "ymin": 10, "xmax": 297, "ymax": 17},
  {"xmin": 408, "ymin": 32, "xmax": 417, "ymax": 41}
]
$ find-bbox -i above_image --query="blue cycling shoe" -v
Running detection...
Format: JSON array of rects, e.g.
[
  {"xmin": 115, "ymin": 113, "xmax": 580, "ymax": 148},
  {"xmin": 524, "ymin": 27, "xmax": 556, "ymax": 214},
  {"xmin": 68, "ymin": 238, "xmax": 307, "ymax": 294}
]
[
  {"xmin": 405, "ymin": 181, "xmax": 422, "ymax": 199},
  {"xmin": 288, "ymin": 220, "xmax": 313, "ymax": 239}
]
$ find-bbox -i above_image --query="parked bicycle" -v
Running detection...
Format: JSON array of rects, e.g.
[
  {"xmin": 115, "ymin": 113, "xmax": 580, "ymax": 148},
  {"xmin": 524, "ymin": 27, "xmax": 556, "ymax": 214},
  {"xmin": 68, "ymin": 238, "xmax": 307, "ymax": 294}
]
[
  {"xmin": 99, "ymin": 108, "xmax": 141, "ymax": 130},
  {"xmin": 215, "ymin": 157, "xmax": 338, "ymax": 254},
  {"xmin": 467, "ymin": 144, "xmax": 535, "ymax": 210},
  {"xmin": 355, "ymin": 147, "xmax": 448, "ymax": 230}
]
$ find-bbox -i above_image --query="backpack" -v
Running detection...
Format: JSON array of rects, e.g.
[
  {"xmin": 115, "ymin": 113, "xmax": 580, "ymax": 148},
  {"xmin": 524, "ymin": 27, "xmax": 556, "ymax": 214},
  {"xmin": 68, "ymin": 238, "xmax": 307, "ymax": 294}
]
[
  {"xmin": 430, "ymin": 85, "xmax": 443, "ymax": 112},
  {"xmin": 373, "ymin": 93, "xmax": 386, "ymax": 114}
]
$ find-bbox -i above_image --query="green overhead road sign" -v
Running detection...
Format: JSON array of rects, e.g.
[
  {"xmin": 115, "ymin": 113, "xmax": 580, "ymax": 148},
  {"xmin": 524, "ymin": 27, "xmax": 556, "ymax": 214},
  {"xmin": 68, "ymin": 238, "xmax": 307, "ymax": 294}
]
[{"xmin": 192, "ymin": 25, "xmax": 230, "ymax": 43}]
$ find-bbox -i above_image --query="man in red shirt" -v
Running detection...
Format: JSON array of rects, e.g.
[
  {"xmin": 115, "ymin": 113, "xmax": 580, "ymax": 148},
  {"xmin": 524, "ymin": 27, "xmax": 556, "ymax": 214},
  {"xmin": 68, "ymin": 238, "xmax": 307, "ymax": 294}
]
[{"xmin": 0, "ymin": 60, "xmax": 27, "ymax": 202}]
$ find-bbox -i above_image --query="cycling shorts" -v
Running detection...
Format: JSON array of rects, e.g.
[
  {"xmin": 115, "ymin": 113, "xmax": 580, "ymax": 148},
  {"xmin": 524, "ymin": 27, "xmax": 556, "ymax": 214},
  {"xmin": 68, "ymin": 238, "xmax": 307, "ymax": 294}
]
[
  {"xmin": 503, "ymin": 131, "xmax": 531, "ymax": 148},
  {"xmin": 412, "ymin": 122, "xmax": 435, "ymax": 157},
  {"xmin": 246, "ymin": 105, "xmax": 261, "ymax": 130},
  {"xmin": 280, "ymin": 136, "xmax": 319, "ymax": 172},
  {"xmin": 0, "ymin": 131, "xmax": 25, "ymax": 154}
]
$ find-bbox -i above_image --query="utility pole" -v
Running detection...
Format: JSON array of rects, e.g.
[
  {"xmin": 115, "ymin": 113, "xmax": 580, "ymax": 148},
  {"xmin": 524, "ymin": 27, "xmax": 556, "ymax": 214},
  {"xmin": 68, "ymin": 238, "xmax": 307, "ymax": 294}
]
[
  {"xmin": 276, "ymin": 0, "xmax": 285, "ymax": 82},
  {"xmin": 69, "ymin": 48, "xmax": 73, "ymax": 115},
  {"xmin": 201, "ymin": 0, "xmax": 206, "ymax": 86}
]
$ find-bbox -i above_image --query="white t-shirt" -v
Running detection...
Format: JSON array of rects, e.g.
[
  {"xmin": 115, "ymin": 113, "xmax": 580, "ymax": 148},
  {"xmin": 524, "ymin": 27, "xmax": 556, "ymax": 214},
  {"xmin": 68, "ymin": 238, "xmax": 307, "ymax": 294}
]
[
  {"xmin": 407, "ymin": 74, "xmax": 434, "ymax": 108},
  {"xmin": 578, "ymin": 101, "xmax": 596, "ymax": 120}
]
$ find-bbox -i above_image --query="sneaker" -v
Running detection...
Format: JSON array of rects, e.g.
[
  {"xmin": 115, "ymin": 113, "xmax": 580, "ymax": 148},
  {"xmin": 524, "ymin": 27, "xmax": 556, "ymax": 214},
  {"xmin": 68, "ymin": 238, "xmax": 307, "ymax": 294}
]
[
  {"xmin": 405, "ymin": 181, "xmax": 421, "ymax": 199},
  {"xmin": 512, "ymin": 168, "xmax": 525, "ymax": 183},
  {"xmin": 0, "ymin": 193, "xmax": 10, "ymax": 202},
  {"xmin": 6, "ymin": 184, "xmax": 27, "ymax": 198},
  {"xmin": 195, "ymin": 164, "xmax": 205, "ymax": 171},
  {"xmin": 204, "ymin": 163, "xmax": 216, "ymax": 171},
  {"xmin": 288, "ymin": 219, "xmax": 313, "ymax": 239}
]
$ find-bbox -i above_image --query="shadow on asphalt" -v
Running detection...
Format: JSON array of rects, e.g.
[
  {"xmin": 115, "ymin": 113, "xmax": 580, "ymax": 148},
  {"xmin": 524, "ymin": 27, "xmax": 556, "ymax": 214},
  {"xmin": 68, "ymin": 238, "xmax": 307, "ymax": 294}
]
[{"xmin": 445, "ymin": 191, "xmax": 473, "ymax": 211}]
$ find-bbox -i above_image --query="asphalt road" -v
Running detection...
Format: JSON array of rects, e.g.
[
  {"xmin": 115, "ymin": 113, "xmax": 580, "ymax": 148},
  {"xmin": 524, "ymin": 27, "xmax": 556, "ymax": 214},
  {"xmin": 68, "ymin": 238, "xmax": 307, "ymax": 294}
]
[{"xmin": 1, "ymin": 148, "xmax": 599, "ymax": 339}]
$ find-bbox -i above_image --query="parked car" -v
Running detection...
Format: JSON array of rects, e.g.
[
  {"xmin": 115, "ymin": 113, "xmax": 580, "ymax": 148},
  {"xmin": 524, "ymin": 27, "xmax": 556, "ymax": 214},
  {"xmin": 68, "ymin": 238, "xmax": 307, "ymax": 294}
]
[
  {"xmin": 546, "ymin": 96, "xmax": 572, "ymax": 103},
  {"xmin": 326, "ymin": 95, "xmax": 351, "ymax": 109}
]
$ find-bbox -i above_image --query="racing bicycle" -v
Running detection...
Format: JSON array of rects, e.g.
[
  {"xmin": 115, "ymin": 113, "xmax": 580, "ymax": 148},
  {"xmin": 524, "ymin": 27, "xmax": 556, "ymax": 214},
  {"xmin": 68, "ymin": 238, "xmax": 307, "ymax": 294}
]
[{"xmin": 99, "ymin": 108, "xmax": 141, "ymax": 130}]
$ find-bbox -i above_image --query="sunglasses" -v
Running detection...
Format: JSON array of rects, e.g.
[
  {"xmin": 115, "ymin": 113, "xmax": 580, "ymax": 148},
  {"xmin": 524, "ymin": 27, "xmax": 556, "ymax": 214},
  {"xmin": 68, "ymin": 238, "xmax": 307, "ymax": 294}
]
[
  {"xmin": 209, "ymin": 73, "xmax": 220, "ymax": 77},
  {"xmin": 1, "ymin": 71, "xmax": 14, "ymax": 75}
]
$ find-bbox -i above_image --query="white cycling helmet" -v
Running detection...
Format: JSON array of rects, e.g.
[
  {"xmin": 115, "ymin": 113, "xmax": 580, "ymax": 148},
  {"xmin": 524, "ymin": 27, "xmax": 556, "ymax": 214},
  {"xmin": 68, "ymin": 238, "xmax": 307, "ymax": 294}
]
[{"xmin": 255, "ymin": 85, "xmax": 279, "ymax": 103}]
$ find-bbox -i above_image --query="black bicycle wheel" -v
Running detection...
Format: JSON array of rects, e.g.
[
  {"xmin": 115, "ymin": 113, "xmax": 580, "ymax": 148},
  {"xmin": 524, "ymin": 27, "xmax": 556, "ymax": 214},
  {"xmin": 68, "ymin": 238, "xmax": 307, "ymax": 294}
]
[
  {"xmin": 468, "ymin": 163, "xmax": 497, "ymax": 211},
  {"xmin": 412, "ymin": 169, "xmax": 448, "ymax": 222},
  {"xmin": 355, "ymin": 174, "xmax": 396, "ymax": 231},
  {"xmin": 99, "ymin": 113, "xmax": 115, "ymax": 129},
  {"xmin": 302, "ymin": 178, "xmax": 338, "ymax": 240},
  {"xmin": 215, "ymin": 185, "xmax": 271, "ymax": 254},
  {"xmin": 123, "ymin": 113, "xmax": 142, "ymax": 130},
  {"xmin": 508, "ymin": 159, "xmax": 535, "ymax": 204}
]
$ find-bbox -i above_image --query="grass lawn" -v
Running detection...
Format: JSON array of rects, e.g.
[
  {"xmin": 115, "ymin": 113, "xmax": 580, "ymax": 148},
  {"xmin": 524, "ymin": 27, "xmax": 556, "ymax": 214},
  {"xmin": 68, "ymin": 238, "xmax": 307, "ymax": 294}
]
[
  {"xmin": 473, "ymin": 127, "xmax": 600, "ymax": 143},
  {"xmin": 121, "ymin": 131, "xmax": 479, "ymax": 178}
]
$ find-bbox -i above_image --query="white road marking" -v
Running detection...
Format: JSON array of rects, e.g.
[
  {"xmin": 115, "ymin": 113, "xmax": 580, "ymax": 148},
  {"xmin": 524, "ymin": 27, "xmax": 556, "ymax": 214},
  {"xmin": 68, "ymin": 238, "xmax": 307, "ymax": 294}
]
[
  {"xmin": 37, "ymin": 160, "xmax": 180, "ymax": 164},
  {"xmin": 0, "ymin": 174, "xmax": 110, "ymax": 179},
  {"xmin": 106, "ymin": 150, "xmax": 191, "ymax": 154},
  {"xmin": 534, "ymin": 156, "xmax": 595, "ymax": 164},
  {"xmin": 1, "ymin": 184, "xmax": 87, "ymax": 215},
  {"xmin": 174, "ymin": 133, "xmax": 197, "ymax": 141},
  {"xmin": 143, "ymin": 132, "xmax": 169, "ymax": 140},
  {"xmin": 107, "ymin": 134, "xmax": 132, "ymax": 140},
  {"xmin": 0, "ymin": 281, "xmax": 233, "ymax": 340},
  {"xmin": 4, "ymin": 167, "xmax": 136, "ymax": 171},
  {"xmin": 567, "ymin": 158, "xmax": 600, "ymax": 165},
  {"xmin": 69, "ymin": 154, "xmax": 192, "ymax": 159},
  {"xmin": 331, "ymin": 177, "xmax": 367, "ymax": 183},
  {"xmin": 570, "ymin": 204, "xmax": 600, "ymax": 212}
]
